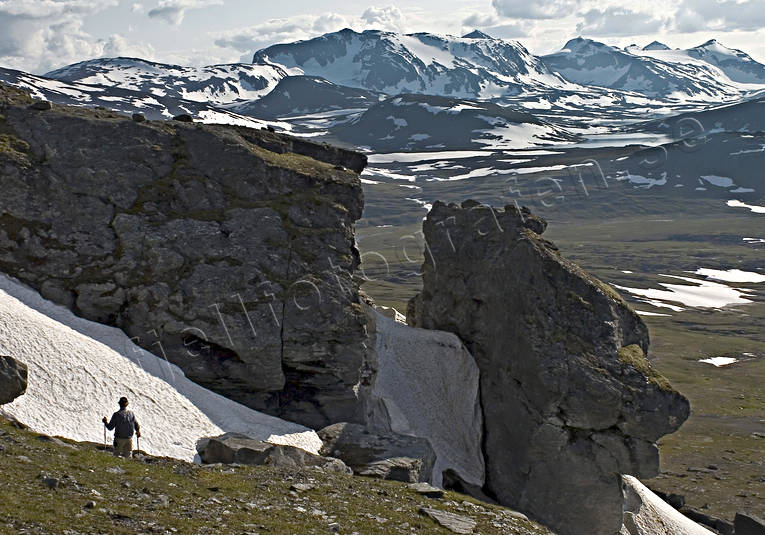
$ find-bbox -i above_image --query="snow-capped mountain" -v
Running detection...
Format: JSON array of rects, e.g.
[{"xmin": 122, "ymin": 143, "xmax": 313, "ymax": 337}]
[
  {"xmin": 542, "ymin": 37, "xmax": 758, "ymax": 100},
  {"xmin": 635, "ymin": 39, "xmax": 765, "ymax": 85},
  {"xmin": 253, "ymin": 28, "xmax": 575, "ymax": 98},
  {"xmin": 45, "ymin": 57, "xmax": 289, "ymax": 106},
  {"xmin": 0, "ymin": 68, "xmax": 289, "ymax": 130},
  {"xmin": 332, "ymin": 93, "xmax": 577, "ymax": 151},
  {"xmin": 643, "ymin": 41, "xmax": 671, "ymax": 51}
]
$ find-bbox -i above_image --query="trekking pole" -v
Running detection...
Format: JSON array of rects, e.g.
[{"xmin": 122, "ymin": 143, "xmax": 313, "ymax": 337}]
[{"xmin": 103, "ymin": 425, "xmax": 107, "ymax": 449}]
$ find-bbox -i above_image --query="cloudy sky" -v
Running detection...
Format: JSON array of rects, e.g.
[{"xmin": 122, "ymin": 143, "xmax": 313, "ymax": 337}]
[{"xmin": 1, "ymin": 0, "xmax": 764, "ymax": 73}]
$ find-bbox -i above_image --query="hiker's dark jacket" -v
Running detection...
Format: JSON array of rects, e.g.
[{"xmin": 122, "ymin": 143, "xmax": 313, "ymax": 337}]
[{"xmin": 105, "ymin": 409, "xmax": 139, "ymax": 439}]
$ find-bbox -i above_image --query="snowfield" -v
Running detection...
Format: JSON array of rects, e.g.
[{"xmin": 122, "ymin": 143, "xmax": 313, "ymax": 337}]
[{"xmin": 0, "ymin": 274, "xmax": 322, "ymax": 461}]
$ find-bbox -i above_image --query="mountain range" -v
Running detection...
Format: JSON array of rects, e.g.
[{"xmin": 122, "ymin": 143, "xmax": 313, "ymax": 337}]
[
  {"xmin": 0, "ymin": 28, "xmax": 764, "ymax": 152},
  {"xmin": 252, "ymin": 28, "xmax": 574, "ymax": 99},
  {"xmin": 542, "ymin": 37, "xmax": 761, "ymax": 99}
]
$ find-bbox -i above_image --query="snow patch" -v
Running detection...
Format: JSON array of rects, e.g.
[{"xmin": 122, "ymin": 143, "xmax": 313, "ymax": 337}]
[
  {"xmin": 0, "ymin": 274, "xmax": 322, "ymax": 462},
  {"xmin": 699, "ymin": 357, "xmax": 738, "ymax": 367},
  {"xmin": 727, "ymin": 199, "xmax": 765, "ymax": 213},
  {"xmin": 694, "ymin": 268, "xmax": 765, "ymax": 283}
]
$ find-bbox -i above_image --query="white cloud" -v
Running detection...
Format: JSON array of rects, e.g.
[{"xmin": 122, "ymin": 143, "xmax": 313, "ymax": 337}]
[
  {"xmin": 213, "ymin": 13, "xmax": 353, "ymax": 56},
  {"xmin": 491, "ymin": 0, "xmax": 583, "ymax": 20},
  {"xmin": 462, "ymin": 12, "xmax": 530, "ymax": 38},
  {"xmin": 0, "ymin": 0, "xmax": 116, "ymax": 18},
  {"xmin": 673, "ymin": 0, "xmax": 765, "ymax": 32},
  {"xmin": 101, "ymin": 33, "xmax": 155, "ymax": 59},
  {"xmin": 0, "ymin": 0, "xmax": 130, "ymax": 72},
  {"xmin": 576, "ymin": 7, "xmax": 668, "ymax": 36},
  {"xmin": 147, "ymin": 0, "xmax": 222, "ymax": 26},
  {"xmin": 361, "ymin": 5, "xmax": 405, "ymax": 32}
]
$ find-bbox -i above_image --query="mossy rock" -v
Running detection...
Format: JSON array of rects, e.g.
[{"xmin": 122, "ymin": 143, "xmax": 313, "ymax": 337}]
[{"xmin": 618, "ymin": 344, "xmax": 673, "ymax": 391}]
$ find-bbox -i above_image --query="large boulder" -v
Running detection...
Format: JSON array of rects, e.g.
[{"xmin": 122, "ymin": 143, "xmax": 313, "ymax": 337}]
[
  {"xmin": 409, "ymin": 200, "xmax": 690, "ymax": 535},
  {"xmin": 318, "ymin": 422, "xmax": 436, "ymax": 483},
  {"xmin": 361, "ymin": 303, "xmax": 484, "ymax": 488},
  {"xmin": 0, "ymin": 82, "xmax": 368, "ymax": 429},
  {"xmin": 0, "ymin": 355, "xmax": 27, "ymax": 404},
  {"xmin": 196, "ymin": 433, "xmax": 350, "ymax": 473}
]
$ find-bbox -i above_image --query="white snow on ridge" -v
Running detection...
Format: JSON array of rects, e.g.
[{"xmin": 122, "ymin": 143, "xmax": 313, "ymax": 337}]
[
  {"xmin": 700, "ymin": 175, "xmax": 735, "ymax": 188},
  {"xmin": 48, "ymin": 61, "xmax": 286, "ymax": 105},
  {"xmin": 0, "ymin": 274, "xmax": 322, "ymax": 461}
]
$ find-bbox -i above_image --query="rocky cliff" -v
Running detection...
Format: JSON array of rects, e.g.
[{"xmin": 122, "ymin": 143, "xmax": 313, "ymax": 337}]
[
  {"xmin": 0, "ymin": 82, "xmax": 367, "ymax": 429},
  {"xmin": 1, "ymin": 82, "xmax": 695, "ymax": 534},
  {"xmin": 408, "ymin": 200, "xmax": 690, "ymax": 535}
]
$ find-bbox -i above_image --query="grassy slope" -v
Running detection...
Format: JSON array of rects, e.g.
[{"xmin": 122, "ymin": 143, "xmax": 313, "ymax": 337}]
[{"xmin": 0, "ymin": 417, "xmax": 552, "ymax": 535}]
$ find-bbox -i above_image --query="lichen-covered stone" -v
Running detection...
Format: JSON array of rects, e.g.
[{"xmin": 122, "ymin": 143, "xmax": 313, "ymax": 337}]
[
  {"xmin": 409, "ymin": 200, "xmax": 690, "ymax": 535},
  {"xmin": 0, "ymin": 82, "xmax": 368, "ymax": 428}
]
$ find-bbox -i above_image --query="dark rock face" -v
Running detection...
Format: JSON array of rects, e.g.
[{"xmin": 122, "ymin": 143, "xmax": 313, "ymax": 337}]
[
  {"xmin": 0, "ymin": 82, "xmax": 368, "ymax": 428},
  {"xmin": 0, "ymin": 355, "xmax": 27, "ymax": 405},
  {"xmin": 735, "ymin": 512, "xmax": 765, "ymax": 535},
  {"xmin": 318, "ymin": 422, "xmax": 436, "ymax": 483},
  {"xmin": 409, "ymin": 200, "xmax": 690, "ymax": 535},
  {"xmin": 196, "ymin": 433, "xmax": 350, "ymax": 473}
]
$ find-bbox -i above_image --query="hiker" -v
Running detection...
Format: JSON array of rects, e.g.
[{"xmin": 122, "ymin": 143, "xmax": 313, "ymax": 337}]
[{"xmin": 102, "ymin": 397, "xmax": 141, "ymax": 458}]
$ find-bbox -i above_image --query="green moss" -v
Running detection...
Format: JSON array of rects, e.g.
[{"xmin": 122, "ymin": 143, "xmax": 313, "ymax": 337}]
[
  {"xmin": 0, "ymin": 133, "xmax": 31, "ymax": 165},
  {"xmin": 247, "ymin": 143, "xmax": 354, "ymax": 185},
  {"xmin": 618, "ymin": 344, "xmax": 674, "ymax": 391}
]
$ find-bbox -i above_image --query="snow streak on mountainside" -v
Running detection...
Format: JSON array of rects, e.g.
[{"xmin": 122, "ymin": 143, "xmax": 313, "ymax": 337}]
[
  {"xmin": 0, "ymin": 274, "xmax": 322, "ymax": 462},
  {"xmin": 334, "ymin": 93, "xmax": 576, "ymax": 151},
  {"xmin": 543, "ymin": 37, "xmax": 765, "ymax": 100},
  {"xmin": 46, "ymin": 57, "xmax": 289, "ymax": 106},
  {"xmin": 253, "ymin": 28, "xmax": 575, "ymax": 98}
]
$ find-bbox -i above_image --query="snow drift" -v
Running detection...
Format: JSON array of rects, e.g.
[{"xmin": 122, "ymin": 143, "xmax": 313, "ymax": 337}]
[
  {"xmin": 621, "ymin": 475, "xmax": 716, "ymax": 535},
  {"xmin": 0, "ymin": 274, "xmax": 322, "ymax": 461}
]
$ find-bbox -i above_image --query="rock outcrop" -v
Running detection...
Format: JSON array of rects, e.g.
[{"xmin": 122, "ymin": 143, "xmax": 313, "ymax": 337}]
[
  {"xmin": 409, "ymin": 201, "xmax": 690, "ymax": 535},
  {"xmin": 362, "ymin": 303, "xmax": 484, "ymax": 488},
  {"xmin": 0, "ymin": 355, "xmax": 27, "ymax": 404},
  {"xmin": 318, "ymin": 422, "xmax": 436, "ymax": 483},
  {"xmin": 0, "ymin": 83, "xmax": 367, "ymax": 428},
  {"xmin": 196, "ymin": 433, "xmax": 350, "ymax": 473}
]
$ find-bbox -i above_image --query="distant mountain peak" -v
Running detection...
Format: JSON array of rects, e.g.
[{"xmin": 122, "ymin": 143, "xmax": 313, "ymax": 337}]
[
  {"xmin": 462, "ymin": 29, "xmax": 492, "ymax": 39},
  {"xmin": 643, "ymin": 41, "xmax": 670, "ymax": 51},
  {"xmin": 251, "ymin": 28, "xmax": 570, "ymax": 98},
  {"xmin": 561, "ymin": 37, "xmax": 609, "ymax": 53}
]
